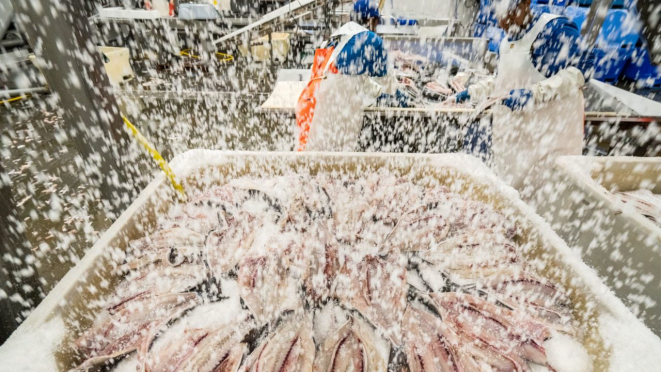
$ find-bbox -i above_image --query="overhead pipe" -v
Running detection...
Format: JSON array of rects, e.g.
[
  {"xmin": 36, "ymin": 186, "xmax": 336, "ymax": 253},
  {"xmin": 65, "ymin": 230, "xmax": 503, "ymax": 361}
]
[
  {"xmin": 0, "ymin": 86, "xmax": 48, "ymax": 98},
  {"xmin": 0, "ymin": 38, "xmax": 24, "ymax": 48}
]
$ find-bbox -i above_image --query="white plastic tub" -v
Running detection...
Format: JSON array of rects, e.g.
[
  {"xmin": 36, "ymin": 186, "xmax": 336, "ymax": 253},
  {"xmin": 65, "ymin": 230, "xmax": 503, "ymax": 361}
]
[
  {"xmin": 128, "ymin": 9, "xmax": 161, "ymax": 19},
  {"xmin": 99, "ymin": 46, "xmax": 134, "ymax": 85},
  {"xmin": 98, "ymin": 7, "xmax": 123, "ymax": 18},
  {"xmin": 536, "ymin": 156, "xmax": 661, "ymax": 335},
  {"xmin": 1, "ymin": 151, "xmax": 660, "ymax": 371},
  {"xmin": 239, "ymin": 32, "xmax": 291, "ymax": 63}
]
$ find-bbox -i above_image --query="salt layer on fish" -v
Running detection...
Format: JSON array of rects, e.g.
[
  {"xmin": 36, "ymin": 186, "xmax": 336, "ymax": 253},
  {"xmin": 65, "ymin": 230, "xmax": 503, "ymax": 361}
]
[
  {"xmin": 75, "ymin": 170, "xmax": 610, "ymax": 371},
  {"xmin": 115, "ymin": 280, "xmax": 246, "ymax": 372}
]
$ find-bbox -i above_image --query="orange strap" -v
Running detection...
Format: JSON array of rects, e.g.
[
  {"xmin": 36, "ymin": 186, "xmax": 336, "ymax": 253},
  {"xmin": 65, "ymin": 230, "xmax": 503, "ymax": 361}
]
[{"xmin": 295, "ymin": 47, "xmax": 336, "ymax": 151}]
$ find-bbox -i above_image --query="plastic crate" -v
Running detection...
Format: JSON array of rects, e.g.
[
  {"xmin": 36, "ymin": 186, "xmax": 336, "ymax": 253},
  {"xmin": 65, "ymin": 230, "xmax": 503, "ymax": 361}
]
[
  {"xmin": 486, "ymin": 25, "xmax": 505, "ymax": 53},
  {"xmin": 473, "ymin": 22, "xmax": 486, "ymax": 38},
  {"xmin": 623, "ymin": 47, "xmax": 661, "ymax": 88},
  {"xmin": 568, "ymin": 0, "xmax": 625, "ymax": 6},
  {"xmin": 472, "ymin": 23, "xmax": 504, "ymax": 53},
  {"xmin": 563, "ymin": 5, "xmax": 588, "ymax": 27},
  {"xmin": 532, "ymin": 4, "xmax": 565, "ymax": 14},
  {"xmin": 2, "ymin": 150, "xmax": 659, "ymax": 370},
  {"xmin": 476, "ymin": 0, "xmax": 498, "ymax": 26},
  {"xmin": 534, "ymin": 0, "xmax": 569, "ymax": 4},
  {"xmin": 598, "ymin": 9, "xmax": 639, "ymax": 48},
  {"xmin": 563, "ymin": 7, "xmax": 639, "ymax": 49},
  {"xmin": 532, "ymin": 4, "xmax": 551, "ymax": 13},
  {"xmin": 593, "ymin": 46, "xmax": 634, "ymax": 83},
  {"xmin": 537, "ymin": 156, "xmax": 661, "ymax": 333}
]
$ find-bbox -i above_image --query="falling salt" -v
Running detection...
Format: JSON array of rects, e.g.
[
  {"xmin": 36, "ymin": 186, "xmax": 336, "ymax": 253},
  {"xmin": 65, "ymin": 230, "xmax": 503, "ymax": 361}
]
[{"xmin": 543, "ymin": 330, "xmax": 592, "ymax": 372}]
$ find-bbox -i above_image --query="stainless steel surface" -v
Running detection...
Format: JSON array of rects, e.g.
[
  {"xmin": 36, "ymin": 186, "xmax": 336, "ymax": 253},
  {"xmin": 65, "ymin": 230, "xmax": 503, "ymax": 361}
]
[
  {"xmin": 0, "ymin": 39, "xmax": 22, "ymax": 48},
  {"xmin": 0, "ymin": 87, "xmax": 48, "ymax": 97},
  {"xmin": 0, "ymin": 0, "xmax": 13, "ymax": 42}
]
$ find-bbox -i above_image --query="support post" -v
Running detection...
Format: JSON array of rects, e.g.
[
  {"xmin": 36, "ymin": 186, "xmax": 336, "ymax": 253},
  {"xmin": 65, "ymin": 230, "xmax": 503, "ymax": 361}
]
[
  {"xmin": 581, "ymin": 0, "xmax": 615, "ymax": 50},
  {"xmin": 0, "ymin": 161, "xmax": 42, "ymax": 344},
  {"xmin": 10, "ymin": 0, "xmax": 130, "ymax": 218},
  {"xmin": 634, "ymin": 0, "xmax": 661, "ymax": 65}
]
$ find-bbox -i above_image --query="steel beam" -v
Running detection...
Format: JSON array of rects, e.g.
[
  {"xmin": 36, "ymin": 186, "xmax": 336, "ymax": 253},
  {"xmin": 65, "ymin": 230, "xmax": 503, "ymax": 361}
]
[
  {"xmin": 581, "ymin": 0, "xmax": 615, "ymax": 50},
  {"xmin": 0, "ymin": 0, "xmax": 13, "ymax": 42},
  {"xmin": 10, "ymin": 0, "xmax": 130, "ymax": 217},
  {"xmin": 634, "ymin": 0, "xmax": 661, "ymax": 65}
]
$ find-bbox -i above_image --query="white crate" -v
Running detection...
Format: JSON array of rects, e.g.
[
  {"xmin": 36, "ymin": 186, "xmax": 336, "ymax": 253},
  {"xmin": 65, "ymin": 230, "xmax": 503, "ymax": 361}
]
[
  {"xmin": 537, "ymin": 156, "xmax": 661, "ymax": 335},
  {"xmin": 2, "ymin": 151, "xmax": 660, "ymax": 371},
  {"xmin": 128, "ymin": 9, "xmax": 161, "ymax": 19},
  {"xmin": 239, "ymin": 32, "xmax": 291, "ymax": 63},
  {"xmin": 98, "ymin": 7, "xmax": 124, "ymax": 18},
  {"xmin": 99, "ymin": 46, "xmax": 134, "ymax": 85}
]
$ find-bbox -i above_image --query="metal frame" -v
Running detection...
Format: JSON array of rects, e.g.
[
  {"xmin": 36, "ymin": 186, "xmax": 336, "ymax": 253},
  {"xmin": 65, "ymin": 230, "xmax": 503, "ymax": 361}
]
[{"xmin": 635, "ymin": 0, "xmax": 661, "ymax": 65}]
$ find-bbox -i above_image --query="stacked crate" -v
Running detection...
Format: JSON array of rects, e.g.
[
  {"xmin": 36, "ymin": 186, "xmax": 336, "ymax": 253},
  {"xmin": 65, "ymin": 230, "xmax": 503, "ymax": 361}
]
[{"xmin": 563, "ymin": 1, "xmax": 639, "ymax": 83}]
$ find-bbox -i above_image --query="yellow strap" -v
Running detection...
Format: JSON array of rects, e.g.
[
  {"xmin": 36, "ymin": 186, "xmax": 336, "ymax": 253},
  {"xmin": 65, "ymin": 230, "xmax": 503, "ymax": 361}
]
[
  {"xmin": 121, "ymin": 115, "xmax": 188, "ymax": 203},
  {"xmin": 180, "ymin": 48, "xmax": 199, "ymax": 59},
  {"xmin": 180, "ymin": 49, "xmax": 234, "ymax": 62},
  {"xmin": 216, "ymin": 52, "xmax": 234, "ymax": 62},
  {"xmin": 0, "ymin": 94, "xmax": 30, "ymax": 105}
]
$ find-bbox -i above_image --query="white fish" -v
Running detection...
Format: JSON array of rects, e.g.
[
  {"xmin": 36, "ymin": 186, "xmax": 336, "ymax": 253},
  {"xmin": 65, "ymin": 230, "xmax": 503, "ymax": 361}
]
[
  {"xmin": 313, "ymin": 315, "xmax": 388, "ymax": 372},
  {"xmin": 242, "ymin": 314, "xmax": 315, "ymax": 372},
  {"xmin": 72, "ymin": 293, "xmax": 201, "ymax": 371}
]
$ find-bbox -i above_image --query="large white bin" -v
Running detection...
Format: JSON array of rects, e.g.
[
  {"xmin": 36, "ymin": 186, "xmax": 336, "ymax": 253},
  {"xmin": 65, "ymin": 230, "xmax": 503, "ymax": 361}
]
[
  {"xmin": 536, "ymin": 156, "xmax": 661, "ymax": 335},
  {"xmin": 1, "ymin": 151, "xmax": 660, "ymax": 371}
]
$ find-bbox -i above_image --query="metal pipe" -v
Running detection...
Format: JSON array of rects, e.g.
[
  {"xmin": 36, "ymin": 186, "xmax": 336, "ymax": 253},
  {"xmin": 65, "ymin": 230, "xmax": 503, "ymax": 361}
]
[
  {"xmin": 0, "ymin": 87, "xmax": 48, "ymax": 97},
  {"xmin": 0, "ymin": 38, "xmax": 23, "ymax": 48}
]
